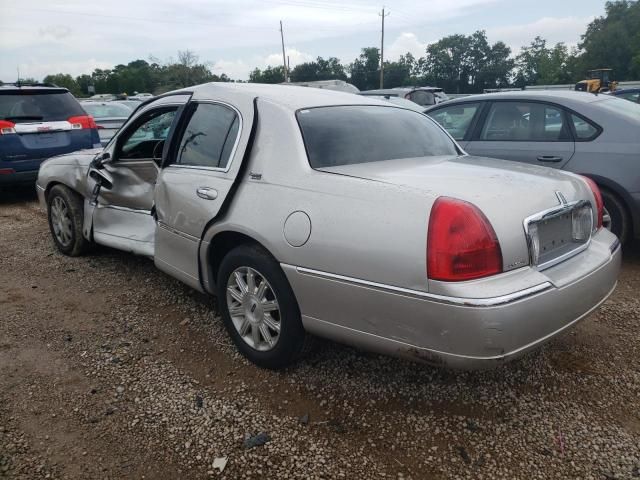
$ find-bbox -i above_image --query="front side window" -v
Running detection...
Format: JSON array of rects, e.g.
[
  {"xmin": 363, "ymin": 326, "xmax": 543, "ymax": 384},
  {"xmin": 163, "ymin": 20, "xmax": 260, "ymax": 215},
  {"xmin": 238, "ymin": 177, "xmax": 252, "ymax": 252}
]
[
  {"xmin": 480, "ymin": 102, "xmax": 570, "ymax": 141},
  {"xmin": 297, "ymin": 105, "xmax": 458, "ymax": 168},
  {"xmin": 428, "ymin": 103, "xmax": 480, "ymax": 140},
  {"xmin": 175, "ymin": 103, "xmax": 240, "ymax": 169},
  {"xmin": 119, "ymin": 109, "xmax": 177, "ymax": 160}
]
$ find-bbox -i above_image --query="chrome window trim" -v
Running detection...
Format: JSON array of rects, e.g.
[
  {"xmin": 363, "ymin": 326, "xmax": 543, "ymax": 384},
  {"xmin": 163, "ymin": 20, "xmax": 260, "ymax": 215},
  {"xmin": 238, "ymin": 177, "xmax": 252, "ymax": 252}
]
[
  {"xmin": 523, "ymin": 199, "xmax": 593, "ymax": 271},
  {"xmin": 287, "ymin": 264, "xmax": 553, "ymax": 307},
  {"xmin": 169, "ymin": 100, "xmax": 243, "ymax": 174}
]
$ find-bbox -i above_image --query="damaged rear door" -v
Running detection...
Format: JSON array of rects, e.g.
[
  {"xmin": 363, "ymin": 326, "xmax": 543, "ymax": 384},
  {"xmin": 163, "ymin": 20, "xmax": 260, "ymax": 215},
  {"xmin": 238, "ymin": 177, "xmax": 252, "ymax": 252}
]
[
  {"xmin": 153, "ymin": 91, "xmax": 256, "ymax": 290},
  {"xmin": 88, "ymin": 94, "xmax": 191, "ymax": 256}
]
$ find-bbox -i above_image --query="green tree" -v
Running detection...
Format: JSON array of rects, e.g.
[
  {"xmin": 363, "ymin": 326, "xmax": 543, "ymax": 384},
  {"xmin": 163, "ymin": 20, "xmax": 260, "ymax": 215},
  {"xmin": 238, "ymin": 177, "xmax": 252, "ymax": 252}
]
[
  {"xmin": 578, "ymin": 0, "xmax": 640, "ymax": 80},
  {"xmin": 43, "ymin": 73, "xmax": 80, "ymax": 95},
  {"xmin": 248, "ymin": 66, "xmax": 285, "ymax": 84},
  {"xmin": 348, "ymin": 47, "xmax": 380, "ymax": 90},
  {"xmin": 290, "ymin": 57, "xmax": 347, "ymax": 82}
]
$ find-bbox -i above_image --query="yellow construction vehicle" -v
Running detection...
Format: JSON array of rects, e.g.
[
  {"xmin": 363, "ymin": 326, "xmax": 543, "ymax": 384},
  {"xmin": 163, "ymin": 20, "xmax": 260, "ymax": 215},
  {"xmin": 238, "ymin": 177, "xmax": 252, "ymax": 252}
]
[{"xmin": 575, "ymin": 68, "xmax": 618, "ymax": 93}]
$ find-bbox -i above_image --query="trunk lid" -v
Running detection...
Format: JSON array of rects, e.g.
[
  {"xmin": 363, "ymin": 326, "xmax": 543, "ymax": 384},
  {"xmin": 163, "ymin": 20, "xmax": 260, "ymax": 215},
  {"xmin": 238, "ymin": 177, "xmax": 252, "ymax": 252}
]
[{"xmin": 320, "ymin": 155, "xmax": 594, "ymax": 272}]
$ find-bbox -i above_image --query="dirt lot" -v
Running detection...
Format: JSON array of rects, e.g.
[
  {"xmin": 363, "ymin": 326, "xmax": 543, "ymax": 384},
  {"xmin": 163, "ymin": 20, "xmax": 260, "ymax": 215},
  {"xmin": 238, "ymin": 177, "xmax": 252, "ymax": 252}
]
[{"xmin": 1, "ymin": 187, "xmax": 639, "ymax": 480}]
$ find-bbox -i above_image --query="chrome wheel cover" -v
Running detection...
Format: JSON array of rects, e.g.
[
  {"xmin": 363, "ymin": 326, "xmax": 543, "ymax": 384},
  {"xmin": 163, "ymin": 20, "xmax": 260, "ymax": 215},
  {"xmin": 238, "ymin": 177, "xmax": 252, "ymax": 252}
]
[
  {"xmin": 226, "ymin": 267, "xmax": 281, "ymax": 351},
  {"xmin": 50, "ymin": 196, "xmax": 73, "ymax": 247}
]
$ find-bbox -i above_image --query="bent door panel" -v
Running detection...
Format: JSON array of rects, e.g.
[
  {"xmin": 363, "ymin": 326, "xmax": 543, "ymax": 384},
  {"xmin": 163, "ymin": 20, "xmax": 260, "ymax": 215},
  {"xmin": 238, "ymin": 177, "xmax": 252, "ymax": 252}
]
[
  {"xmin": 154, "ymin": 96, "xmax": 255, "ymax": 289},
  {"xmin": 92, "ymin": 106, "xmax": 183, "ymax": 256}
]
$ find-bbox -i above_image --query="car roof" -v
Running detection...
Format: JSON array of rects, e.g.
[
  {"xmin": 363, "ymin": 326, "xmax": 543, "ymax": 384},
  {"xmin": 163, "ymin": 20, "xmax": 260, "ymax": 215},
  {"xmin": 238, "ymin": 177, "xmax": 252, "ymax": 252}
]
[
  {"xmin": 185, "ymin": 82, "xmax": 390, "ymax": 110},
  {"xmin": 429, "ymin": 90, "xmax": 611, "ymax": 106},
  {"xmin": 0, "ymin": 84, "xmax": 69, "ymax": 93},
  {"xmin": 613, "ymin": 88, "xmax": 640, "ymax": 94}
]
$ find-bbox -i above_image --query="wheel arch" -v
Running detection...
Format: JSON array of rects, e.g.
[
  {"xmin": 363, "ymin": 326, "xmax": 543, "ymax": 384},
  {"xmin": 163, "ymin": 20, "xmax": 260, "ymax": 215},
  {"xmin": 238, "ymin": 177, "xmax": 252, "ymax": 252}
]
[
  {"xmin": 201, "ymin": 228, "xmax": 280, "ymax": 294},
  {"xmin": 580, "ymin": 173, "xmax": 636, "ymax": 239}
]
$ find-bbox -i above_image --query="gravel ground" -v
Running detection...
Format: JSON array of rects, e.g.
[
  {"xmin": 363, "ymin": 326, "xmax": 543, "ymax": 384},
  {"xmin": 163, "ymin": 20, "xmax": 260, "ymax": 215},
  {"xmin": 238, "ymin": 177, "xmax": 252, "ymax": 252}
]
[{"xmin": 1, "ymin": 187, "xmax": 639, "ymax": 480}]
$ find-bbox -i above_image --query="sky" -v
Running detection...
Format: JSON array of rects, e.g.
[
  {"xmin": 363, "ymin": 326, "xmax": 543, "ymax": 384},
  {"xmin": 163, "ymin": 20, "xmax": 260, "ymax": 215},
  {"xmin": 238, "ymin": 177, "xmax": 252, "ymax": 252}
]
[{"xmin": 0, "ymin": 0, "xmax": 608, "ymax": 82}]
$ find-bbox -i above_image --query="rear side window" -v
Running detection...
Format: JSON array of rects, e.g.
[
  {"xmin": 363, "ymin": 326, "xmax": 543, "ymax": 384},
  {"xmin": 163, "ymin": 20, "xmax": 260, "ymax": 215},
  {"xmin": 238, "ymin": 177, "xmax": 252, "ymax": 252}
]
[
  {"xmin": 570, "ymin": 114, "xmax": 599, "ymax": 140},
  {"xmin": 297, "ymin": 106, "xmax": 458, "ymax": 168},
  {"xmin": 175, "ymin": 103, "xmax": 240, "ymax": 169},
  {"xmin": 480, "ymin": 102, "xmax": 570, "ymax": 141},
  {"xmin": 0, "ymin": 90, "xmax": 85, "ymax": 122},
  {"xmin": 428, "ymin": 103, "xmax": 480, "ymax": 140}
]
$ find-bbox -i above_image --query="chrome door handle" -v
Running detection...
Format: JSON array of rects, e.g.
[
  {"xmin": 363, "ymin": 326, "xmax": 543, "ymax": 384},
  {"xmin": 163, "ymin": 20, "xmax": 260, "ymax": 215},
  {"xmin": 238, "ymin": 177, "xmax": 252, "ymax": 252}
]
[
  {"xmin": 196, "ymin": 187, "xmax": 218, "ymax": 200},
  {"xmin": 536, "ymin": 155, "xmax": 563, "ymax": 162}
]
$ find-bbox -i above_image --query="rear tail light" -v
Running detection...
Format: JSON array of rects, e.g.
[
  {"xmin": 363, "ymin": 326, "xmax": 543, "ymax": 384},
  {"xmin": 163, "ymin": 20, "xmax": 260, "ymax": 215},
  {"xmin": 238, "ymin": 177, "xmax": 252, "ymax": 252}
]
[
  {"xmin": 581, "ymin": 176, "xmax": 603, "ymax": 229},
  {"xmin": 0, "ymin": 120, "xmax": 16, "ymax": 135},
  {"xmin": 427, "ymin": 197, "xmax": 503, "ymax": 281},
  {"xmin": 68, "ymin": 115, "xmax": 97, "ymax": 130},
  {"xmin": 0, "ymin": 168, "xmax": 15, "ymax": 175}
]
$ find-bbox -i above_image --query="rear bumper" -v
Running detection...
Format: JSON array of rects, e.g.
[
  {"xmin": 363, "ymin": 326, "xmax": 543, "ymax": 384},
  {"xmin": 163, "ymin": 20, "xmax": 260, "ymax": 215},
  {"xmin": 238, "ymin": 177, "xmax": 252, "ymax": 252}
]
[
  {"xmin": 0, "ymin": 169, "xmax": 39, "ymax": 186},
  {"xmin": 283, "ymin": 229, "xmax": 621, "ymax": 369}
]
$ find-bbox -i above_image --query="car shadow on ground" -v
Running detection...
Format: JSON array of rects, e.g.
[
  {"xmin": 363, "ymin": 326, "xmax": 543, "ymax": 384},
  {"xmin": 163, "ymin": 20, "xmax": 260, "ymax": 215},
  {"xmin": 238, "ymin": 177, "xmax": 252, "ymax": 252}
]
[{"xmin": 0, "ymin": 185, "xmax": 38, "ymax": 205}]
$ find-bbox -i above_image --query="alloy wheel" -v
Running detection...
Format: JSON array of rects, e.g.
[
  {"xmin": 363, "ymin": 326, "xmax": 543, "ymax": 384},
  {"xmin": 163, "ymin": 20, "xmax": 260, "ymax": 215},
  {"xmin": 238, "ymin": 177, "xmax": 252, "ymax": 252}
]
[
  {"xmin": 226, "ymin": 266, "xmax": 281, "ymax": 351},
  {"xmin": 50, "ymin": 196, "xmax": 73, "ymax": 247}
]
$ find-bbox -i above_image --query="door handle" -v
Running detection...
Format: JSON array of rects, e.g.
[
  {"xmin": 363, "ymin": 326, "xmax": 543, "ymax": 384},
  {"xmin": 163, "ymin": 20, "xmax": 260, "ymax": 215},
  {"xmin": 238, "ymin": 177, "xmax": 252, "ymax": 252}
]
[
  {"xmin": 536, "ymin": 156, "xmax": 563, "ymax": 163},
  {"xmin": 196, "ymin": 187, "xmax": 218, "ymax": 200}
]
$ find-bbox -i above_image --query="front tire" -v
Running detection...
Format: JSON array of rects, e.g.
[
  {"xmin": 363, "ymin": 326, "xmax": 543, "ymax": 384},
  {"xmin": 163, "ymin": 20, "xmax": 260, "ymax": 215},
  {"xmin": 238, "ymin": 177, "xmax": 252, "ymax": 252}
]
[
  {"xmin": 601, "ymin": 188, "xmax": 631, "ymax": 244},
  {"xmin": 47, "ymin": 184, "xmax": 90, "ymax": 256},
  {"xmin": 217, "ymin": 244, "xmax": 306, "ymax": 369}
]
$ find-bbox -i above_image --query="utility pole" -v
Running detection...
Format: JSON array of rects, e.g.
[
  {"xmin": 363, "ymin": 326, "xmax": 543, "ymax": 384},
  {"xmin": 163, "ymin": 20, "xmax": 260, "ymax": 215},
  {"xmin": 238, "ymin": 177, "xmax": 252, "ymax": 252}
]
[
  {"xmin": 280, "ymin": 20, "xmax": 289, "ymax": 83},
  {"xmin": 379, "ymin": 7, "xmax": 390, "ymax": 89}
]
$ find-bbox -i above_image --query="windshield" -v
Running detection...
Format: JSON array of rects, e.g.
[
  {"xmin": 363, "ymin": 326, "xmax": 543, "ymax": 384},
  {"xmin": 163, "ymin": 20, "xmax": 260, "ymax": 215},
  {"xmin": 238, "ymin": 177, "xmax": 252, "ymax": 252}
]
[
  {"xmin": 595, "ymin": 96, "xmax": 640, "ymax": 122},
  {"xmin": 297, "ymin": 105, "xmax": 458, "ymax": 168},
  {"xmin": 81, "ymin": 102, "xmax": 132, "ymax": 119},
  {"xmin": 0, "ymin": 90, "xmax": 85, "ymax": 122}
]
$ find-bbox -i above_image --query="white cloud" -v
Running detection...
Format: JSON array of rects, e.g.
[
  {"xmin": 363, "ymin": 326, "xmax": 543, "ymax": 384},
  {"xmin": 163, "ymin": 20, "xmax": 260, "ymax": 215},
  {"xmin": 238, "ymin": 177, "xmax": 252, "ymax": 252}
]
[
  {"xmin": 386, "ymin": 33, "xmax": 428, "ymax": 61},
  {"xmin": 264, "ymin": 48, "xmax": 314, "ymax": 69},
  {"xmin": 212, "ymin": 59, "xmax": 251, "ymax": 80},
  {"xmin": 16, "ymin": 59, "xmax": 113, "ymax": 81},
  {"xmin": 488, "ymin": 16, "xmax": 595, "ymax": 53}
]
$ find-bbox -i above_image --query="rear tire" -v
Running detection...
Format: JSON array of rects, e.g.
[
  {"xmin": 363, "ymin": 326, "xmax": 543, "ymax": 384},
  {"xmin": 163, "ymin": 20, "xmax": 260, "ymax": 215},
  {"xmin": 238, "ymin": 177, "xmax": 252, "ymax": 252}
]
[
  {"xmin": 47, "ymin": 185, "xmax": 90, "ymax": 256},
  {"xmin": 217, "ymin": 244, "xmax": 306, "ymax": 369},
  {"xmin": 601, "ymin": 188, "xmax": 631, "ymax": 244}
]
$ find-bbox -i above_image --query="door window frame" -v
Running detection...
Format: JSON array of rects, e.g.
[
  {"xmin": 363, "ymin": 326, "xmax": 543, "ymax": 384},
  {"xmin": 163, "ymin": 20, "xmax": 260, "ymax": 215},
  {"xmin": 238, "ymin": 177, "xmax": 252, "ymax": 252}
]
[
  {"xmin": 469, "ymin": 99, "xmax": 602, "ymax": 143},
  {"xmin": 112, "ymin": 107, "xmax": 179, "ymax": 162},
  {"xmin": 426, "ymin": 101, "xmax": 486, "ymax": 142},
  {"xmin": 164, "ymin": 100, "xmax": 243, "ymax": 174}
]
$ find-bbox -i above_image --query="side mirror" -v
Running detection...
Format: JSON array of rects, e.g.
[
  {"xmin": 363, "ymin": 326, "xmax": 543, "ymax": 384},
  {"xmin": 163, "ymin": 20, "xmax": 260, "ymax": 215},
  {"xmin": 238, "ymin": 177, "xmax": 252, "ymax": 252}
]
[
  {"xmin": 90, "ymin": 151, "xmax": 111, "ymax": 170},
  {"xmin": 89, "ymin": 169, "xmax": 113, "ymax": 190}
]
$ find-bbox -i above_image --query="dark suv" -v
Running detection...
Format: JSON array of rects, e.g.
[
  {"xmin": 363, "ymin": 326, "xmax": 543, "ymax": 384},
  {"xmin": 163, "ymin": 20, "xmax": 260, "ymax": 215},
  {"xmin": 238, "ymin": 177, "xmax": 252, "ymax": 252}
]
[{"xmin": 0, "ymin": 83, "xmax": 100, "ymax": 186}]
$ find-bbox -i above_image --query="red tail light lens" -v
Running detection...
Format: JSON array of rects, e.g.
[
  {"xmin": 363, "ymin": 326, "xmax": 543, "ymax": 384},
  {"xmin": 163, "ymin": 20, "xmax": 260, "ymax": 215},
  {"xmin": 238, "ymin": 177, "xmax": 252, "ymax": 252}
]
[
  {"xmin": 0, "ymin": 120, "xmax": 16, "ymax": 135},
  {"xmin": 68, "ymin": 115, "xmax": 97, "ymax": 130},
  {"xmin": 427, "ymin": 197, "xmax": 503, "ymax": 281},
  {"xmin": 581, "ymin": 176, "xmax": 603, "ymax": 229}
]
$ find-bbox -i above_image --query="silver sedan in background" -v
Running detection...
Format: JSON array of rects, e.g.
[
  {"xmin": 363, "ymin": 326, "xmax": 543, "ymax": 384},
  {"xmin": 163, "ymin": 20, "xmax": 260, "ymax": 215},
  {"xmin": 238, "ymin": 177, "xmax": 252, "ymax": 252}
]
[
  {"xmin": 37, "ymin": 83, "xmax": 620, "ymax": 370},
  {"xmin": 425, "ymin": 91, "xmax": 640, "ymax": 244},
  {"xmin": 80, "ymin": 101, "xmax": 133, "ymax": 146}
]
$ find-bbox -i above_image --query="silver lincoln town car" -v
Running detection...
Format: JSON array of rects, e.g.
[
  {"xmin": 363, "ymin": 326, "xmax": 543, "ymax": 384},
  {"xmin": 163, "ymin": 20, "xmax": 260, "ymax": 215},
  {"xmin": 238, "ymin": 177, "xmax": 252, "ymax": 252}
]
[{"xmin": 36, "ymin": 83, "xmax": 621, "ymax": 369}]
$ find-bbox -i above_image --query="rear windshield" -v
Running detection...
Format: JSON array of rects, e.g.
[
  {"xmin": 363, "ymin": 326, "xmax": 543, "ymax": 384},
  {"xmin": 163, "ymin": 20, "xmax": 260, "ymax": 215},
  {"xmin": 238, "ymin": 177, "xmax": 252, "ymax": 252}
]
[
  {"xmin": 81, "ymin": 102, "xmax": 132, "ymax": 118},
  {"xmin": 297, "ymin": 105, "xmax": 458, "ymax": 168},
  {"xmin": 0, "ymin": 90, "xmax": 85, "ymax": 122}
]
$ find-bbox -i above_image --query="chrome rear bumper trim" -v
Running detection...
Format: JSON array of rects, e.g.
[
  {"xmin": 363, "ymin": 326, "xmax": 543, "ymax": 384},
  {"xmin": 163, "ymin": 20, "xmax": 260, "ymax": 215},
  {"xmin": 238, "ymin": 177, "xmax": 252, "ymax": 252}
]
[{"xmin": 287, "ymin": 265, "xmax": 553, "ymax": 308}]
